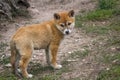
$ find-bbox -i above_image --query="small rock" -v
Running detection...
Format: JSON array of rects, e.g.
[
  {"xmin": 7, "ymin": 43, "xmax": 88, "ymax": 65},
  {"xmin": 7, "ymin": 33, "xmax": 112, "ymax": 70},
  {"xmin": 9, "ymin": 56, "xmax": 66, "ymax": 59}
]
[
  {"xmin": 102, "ymin": 21, "xmax": 106, "ymax": 24},
  {"xmin": 93, "ymin": 24, "xmax": 96, "ymax": 26},
  {"xmin": 111, "ymin": 47, "xmax": 116, "ymax": 51},
  {"xmin": 106, "ymin": 68, "xmax": 110, "ymax": 71},
  {"xmin": 75, "ymin": 40, "xmax": 78, "ymax": 42},
  {"xmin": 68, "ymin": 52, "xmax": 72, "ymax": 54},
  {"xmin": 82, "ymin": 59, "xmax": 86, "ymax": 62},
  {"xmin": 99, "ymin": 42, "xmax": 103, "ymax": 45},
  {"xmin": 82, "ymin": 23, "xmax": 84, "ymax": 26},
  {"xmin": 1, "ymin": 55, "xmax": 6, "ymax": 60},
  {"xmin": 67, "ymin": 59, "xmax": 77, "ymax": 62},
  {"xmin": 80, "ymin": 48, "xmax": 85, "ymax": 51},
  {"xmin": 33, "ymin": 55, "xmax": 36, "ymax": 58},
  {"xmin": 112, "ymin": 59, "xmax": 119, "ymax": 63}
]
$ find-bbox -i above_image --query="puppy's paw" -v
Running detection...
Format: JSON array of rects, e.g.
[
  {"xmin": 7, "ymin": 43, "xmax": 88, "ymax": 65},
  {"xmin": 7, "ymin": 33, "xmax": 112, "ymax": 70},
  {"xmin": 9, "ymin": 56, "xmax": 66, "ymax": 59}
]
[
  {"xmin": 27, "ymin": 74, "xmax": 33, "ymax": 78},
  {"xmin": 17, "ymin": 69, "xmax": 21, "ymax": 73},
  {"xmin": 52, "ymin": 64, "xmax": 62, "ymax": 69}
]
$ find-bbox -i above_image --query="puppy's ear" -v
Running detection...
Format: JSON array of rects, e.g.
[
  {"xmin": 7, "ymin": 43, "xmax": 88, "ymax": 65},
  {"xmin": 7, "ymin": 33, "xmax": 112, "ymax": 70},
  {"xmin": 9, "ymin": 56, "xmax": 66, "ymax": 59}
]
[
  {"xmin": 54, "ymin": 13, "xmax": 60, "ymax": 20},
  {"xmin": 68, "ymin": 10, "xmax": 74, "ymax": 17}
]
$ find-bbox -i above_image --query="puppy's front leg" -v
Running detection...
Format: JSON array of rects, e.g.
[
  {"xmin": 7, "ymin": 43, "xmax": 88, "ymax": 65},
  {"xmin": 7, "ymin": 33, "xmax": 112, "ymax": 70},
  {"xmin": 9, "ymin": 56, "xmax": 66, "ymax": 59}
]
[
  {"xmin": 49, "ymin": 44, "xmax": 62, "ymax": 69},
  {"xmin": 45, "ymin": 48, "xmax": 51, "ymax": 65}
]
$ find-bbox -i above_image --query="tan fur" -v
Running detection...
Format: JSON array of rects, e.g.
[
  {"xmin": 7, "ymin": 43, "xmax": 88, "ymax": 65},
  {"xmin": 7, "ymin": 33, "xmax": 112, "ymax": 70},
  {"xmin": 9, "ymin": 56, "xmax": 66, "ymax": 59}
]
[{"xmin": 10, "ymin": 10, "xmax": 75, "ymax": 78}]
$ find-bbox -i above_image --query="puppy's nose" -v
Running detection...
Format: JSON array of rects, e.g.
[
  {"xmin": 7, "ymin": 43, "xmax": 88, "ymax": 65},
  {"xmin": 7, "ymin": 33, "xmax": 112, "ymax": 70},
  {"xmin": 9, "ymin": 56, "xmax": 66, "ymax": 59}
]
[{"xmin": 65, "ymin": 31, "xmax": 69, "ymax": 34}]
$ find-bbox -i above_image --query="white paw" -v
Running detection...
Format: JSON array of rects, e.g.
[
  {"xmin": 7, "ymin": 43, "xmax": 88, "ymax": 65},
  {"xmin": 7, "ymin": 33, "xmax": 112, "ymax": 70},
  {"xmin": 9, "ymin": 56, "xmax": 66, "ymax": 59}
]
[
  {"xmin": 28, "ymin": 74, "xmax": 33, "ymax": 78},
  {"xmin": 52, "ymin": 64, "xmax": 62, "ymax": 69},
  {"xmin": 17, "ymin": 69, "xmax": 21, "ymax": 72}
]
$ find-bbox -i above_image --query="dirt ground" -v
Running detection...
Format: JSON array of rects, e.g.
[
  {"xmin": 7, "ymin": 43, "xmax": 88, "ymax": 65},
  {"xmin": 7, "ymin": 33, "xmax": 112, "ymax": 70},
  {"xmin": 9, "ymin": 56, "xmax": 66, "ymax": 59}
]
[{"xmin": 0, "ymin": 0, "xmax": 101, "ymax": 80}]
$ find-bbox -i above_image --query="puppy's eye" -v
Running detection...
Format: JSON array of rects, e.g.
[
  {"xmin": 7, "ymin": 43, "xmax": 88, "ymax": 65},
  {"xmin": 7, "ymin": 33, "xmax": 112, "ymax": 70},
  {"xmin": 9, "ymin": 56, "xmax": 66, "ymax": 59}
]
[
  {"xmin": 60, "ymin": 24, "xmax": 64, "ymax": 27},
  {"xmin": 68, "ymin": 22, "xmax": 71, "ymax": 25}
]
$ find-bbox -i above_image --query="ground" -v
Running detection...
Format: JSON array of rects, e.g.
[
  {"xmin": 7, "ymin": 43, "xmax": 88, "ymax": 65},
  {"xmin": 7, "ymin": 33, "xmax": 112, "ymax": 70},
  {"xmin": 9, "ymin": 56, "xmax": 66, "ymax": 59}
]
[{"xmin": 0, "ymin": 0, "xmax": 112, "ymax": 80}]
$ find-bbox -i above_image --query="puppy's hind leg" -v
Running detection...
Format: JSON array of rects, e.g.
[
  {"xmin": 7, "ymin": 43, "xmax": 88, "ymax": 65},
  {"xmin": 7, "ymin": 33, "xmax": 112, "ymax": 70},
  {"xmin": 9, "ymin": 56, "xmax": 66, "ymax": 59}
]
[
  {"xmin": 14, "ymin": 53, "xmax": 23, "ymax": 78},
  {"xmin": 10, "ymin": 42, "xmax": 23, "ymax": 78},
  {"xmin": 19, "ymin": 49, "xmax": 33, "ymax": 78}
]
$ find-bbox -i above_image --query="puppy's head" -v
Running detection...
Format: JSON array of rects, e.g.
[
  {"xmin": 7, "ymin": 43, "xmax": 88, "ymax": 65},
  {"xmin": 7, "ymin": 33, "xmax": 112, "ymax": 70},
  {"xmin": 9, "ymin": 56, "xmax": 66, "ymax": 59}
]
[{"xmin": 54, "ymin": 10, "xmax": 75, "ymax": 35}]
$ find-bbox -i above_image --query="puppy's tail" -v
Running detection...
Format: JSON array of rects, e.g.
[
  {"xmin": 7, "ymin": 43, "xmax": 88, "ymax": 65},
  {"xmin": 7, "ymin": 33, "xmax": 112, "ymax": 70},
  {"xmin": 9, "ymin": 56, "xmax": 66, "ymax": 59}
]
[{"xmin": 10, "ymin": 40, "xmax": 22, "ymax": 78}]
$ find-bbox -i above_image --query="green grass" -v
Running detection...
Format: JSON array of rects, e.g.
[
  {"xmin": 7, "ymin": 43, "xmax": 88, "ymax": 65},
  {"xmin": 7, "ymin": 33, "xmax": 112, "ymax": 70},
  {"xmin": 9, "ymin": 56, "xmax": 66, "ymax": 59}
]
[
  {"xmin": 0, "ymin": 42, "xmax": 8, "ymax": 53},
  {"xmin": 101, "ymin": 51, "xmax": 120, "ymax": 64},
  {"xmin": 97, "ymin": 65, "xmax": 120, "ymax": 80},
  {"xmin": 98, "ymin": 0, "xmax": 117, "ymax": 10},
  {"xmin": 69, "ymin": 50, "xmax": 89, "ymax": 59},
  {"xmin": 0, "ymin": 57, "xmax": 10, "ymax": 65},
  {"xmin": 90, "ymin": 36, "xmax": 120, "ymax": 80},
  {"xmin": 29, "ymin": 62, "xmax": 54, "ymax": 75},
  {"xmin": 108, "ymin": 36, "xmax": 120, "ymax": 46},
  {"xmin": 0, "ymin": 42, "xmax": 9, "ymax": 65},
  {"xmin": 84, "ymin": 25, "xmax": 109, "ymax": 35},
  {"xmin": 0, "ymin": 68, "xmax": 17, "ymax": 80},
  {"xmin": 75, "ymin": 15, "xmax": 83, "ymax": 27},
  {"xmin": 40, "ymin": 74, "xmax": 59, "ymax": 80},
  {"xmin": 12, "ymin": 9, "xmax": 31, "ymax": 18},
  {"xmin": 75, "ymin": 0, "xmax": 119, "ymax": 21},
  {"xmin": 71, "ymin": 78, "xmax": 81, "ymax": 80},
  {"xmin": 75, "ymin": 7, "xmax": 120, "ymax": 35},
  {"xmin": 84, "ymin": 9, "xmax": 113, "ymax": 21},
  {"xmin": 0, "ymin": 60, "xmax": 72, "ymax": 80},
  {"xmin": 110, "ymin": 16, "xmax": 120, "ymax": 32},
  {"xmin": 82, "ymin": 9, "xmax": 120, "ymax": 21}
]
